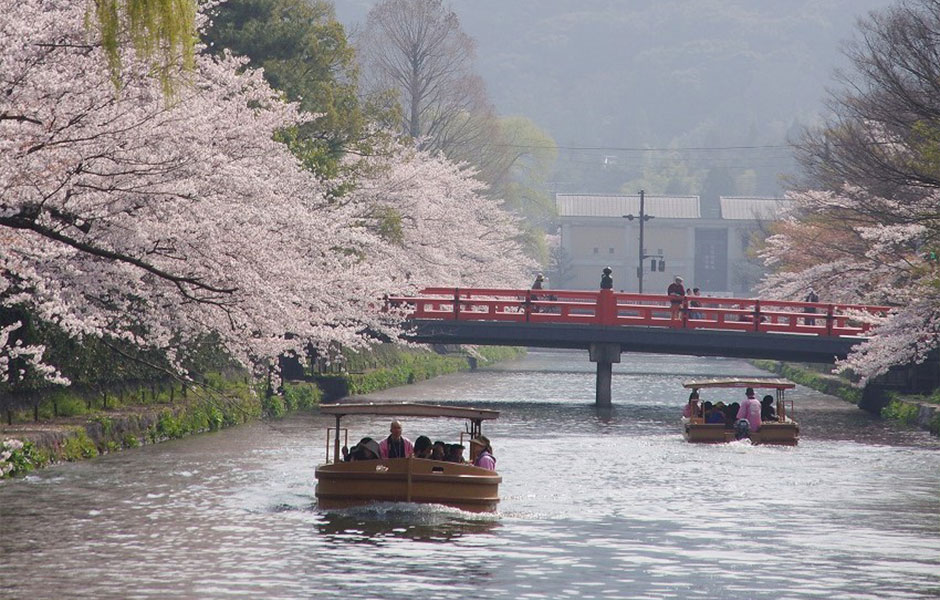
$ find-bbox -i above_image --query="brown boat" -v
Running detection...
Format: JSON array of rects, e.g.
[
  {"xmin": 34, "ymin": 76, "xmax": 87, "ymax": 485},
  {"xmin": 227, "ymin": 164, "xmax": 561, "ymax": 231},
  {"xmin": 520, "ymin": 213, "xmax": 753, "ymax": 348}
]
[
  {"xmin": 681, "ymin": 378, "xmax": 800, "ymax": 445},
  {"xmin": 315, "ymin": 403, "xmax": 501, "ymax": 512}
]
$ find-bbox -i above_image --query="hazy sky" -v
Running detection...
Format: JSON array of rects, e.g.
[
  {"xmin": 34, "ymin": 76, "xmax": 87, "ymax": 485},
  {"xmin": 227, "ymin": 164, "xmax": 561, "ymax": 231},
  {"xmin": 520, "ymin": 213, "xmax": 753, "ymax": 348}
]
[{"xmin": 334, "ymin": 1, "xmax": 900, "ymax": 193}]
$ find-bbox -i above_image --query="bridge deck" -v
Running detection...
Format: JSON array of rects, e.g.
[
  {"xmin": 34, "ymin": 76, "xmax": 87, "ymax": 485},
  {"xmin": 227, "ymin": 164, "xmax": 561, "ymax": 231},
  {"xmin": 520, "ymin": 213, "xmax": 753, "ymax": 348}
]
[{"xmin": 388, "ymin": 288, "xmax": 891, "ymax": 363}]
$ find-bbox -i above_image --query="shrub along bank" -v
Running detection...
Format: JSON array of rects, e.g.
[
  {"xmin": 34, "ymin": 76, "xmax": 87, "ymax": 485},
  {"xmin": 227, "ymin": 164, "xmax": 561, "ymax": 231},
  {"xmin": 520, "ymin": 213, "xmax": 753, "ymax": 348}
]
[
  {"xmin": 751, "ymin": 360, "xmax": 940, "ymax": 436},
  {"xmin": 0, "ymin": 346, "xmax": 524, "ymax": 477},
  {"xmin": 314, "ymin": 345, "xmax": 524, "ymax": 399}
]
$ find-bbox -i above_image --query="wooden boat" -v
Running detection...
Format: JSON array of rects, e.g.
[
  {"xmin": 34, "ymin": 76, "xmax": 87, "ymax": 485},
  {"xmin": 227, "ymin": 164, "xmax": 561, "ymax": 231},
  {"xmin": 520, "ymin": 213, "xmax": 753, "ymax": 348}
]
[
  {"xmin": 681, "ymin": 378, "xmax": 799, "ymax": 445},
  {"xmin": 315, "ymin": 402, "xmax": 501, "ymax": 512}
]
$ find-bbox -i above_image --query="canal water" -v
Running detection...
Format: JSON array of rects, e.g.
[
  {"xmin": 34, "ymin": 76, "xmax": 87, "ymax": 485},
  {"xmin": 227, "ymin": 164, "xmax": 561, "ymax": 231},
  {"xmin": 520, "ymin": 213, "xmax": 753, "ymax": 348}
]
[{"xmin": 1, "ymin": 349, "xmax": 938, "ymax": 599}]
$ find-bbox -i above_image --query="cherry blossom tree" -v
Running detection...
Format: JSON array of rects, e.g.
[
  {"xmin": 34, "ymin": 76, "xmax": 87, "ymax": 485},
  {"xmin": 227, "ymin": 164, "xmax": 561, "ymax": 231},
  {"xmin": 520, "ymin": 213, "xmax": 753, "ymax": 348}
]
[
  {"xmin": 760, "ymin": 1, "xmax": 940, "ymax": 382},
  {"xmin": 348, "ymin": 147, "xmax": 534, "ymax": 288},
  {"xmin": 1, "ymin": 0, "xmax": 530, "ymax": 384},
  {"xmin": 759, "ymin": 186, "xmax": 937, "ymax": 382}
]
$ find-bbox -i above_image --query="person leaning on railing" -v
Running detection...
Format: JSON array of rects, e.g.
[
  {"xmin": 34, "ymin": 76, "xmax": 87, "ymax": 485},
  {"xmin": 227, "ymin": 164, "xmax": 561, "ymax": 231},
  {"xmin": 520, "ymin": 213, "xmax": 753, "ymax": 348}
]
[
  {"xmin": 803, "ymin": 287, "xmax": 819, "ymax": 325},
  {"xmin": 667, "ymin": 276, "xmax": 685, "ymax": 320}
]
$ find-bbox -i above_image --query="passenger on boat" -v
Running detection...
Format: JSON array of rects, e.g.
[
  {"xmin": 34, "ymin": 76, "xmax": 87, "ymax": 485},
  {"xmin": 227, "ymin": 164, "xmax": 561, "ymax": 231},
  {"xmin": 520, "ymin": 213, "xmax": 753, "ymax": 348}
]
[
  {"xmin": 761, "ymin": 395, "xmax": 777, "ymax": 421},
  {"xmin": 344, "ymin": 437, "xmax": 380, "ymax": 461},
  {"xmin": 682, "ymin": 391, "xmax": 701, "ymax": 418},
  {"xmin": 735, "ymin": 388, "xmax": 762, "ymax": 438},
  {"xmin": 469, "ymin": 436, "xmax": 496, "ymax": 470},
  {"xmin": 445, "ymin": 443, "xmax": 466, "ymax": 463},
  {"xmin": 724, "ymin": 402, "xmax": 740, "ymax": 427},
  {"xmin": 413, "ymin": 435, "xmax": 433, "ymax": 459},
  {"xmin": 682, "ymin": 392, "xmax": 702, "ymax": 419},
  {"xmin": 706, "ymin": 401, "xmax": 727, "ymax": 424},
  {"xmin": 431, "ymin": 440, "xmax": 447, "ymax": 461},
  {"xmin": 379, "ymin": 420, "xmax": 414, "ymax": 459}
]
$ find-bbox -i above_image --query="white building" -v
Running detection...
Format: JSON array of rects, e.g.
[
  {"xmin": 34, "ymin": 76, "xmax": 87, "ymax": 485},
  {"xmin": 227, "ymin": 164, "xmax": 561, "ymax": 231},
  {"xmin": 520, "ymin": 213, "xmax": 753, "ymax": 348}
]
[{"xmin": 554, "ymin": 194, "xmax": 791, "ymax": 295}]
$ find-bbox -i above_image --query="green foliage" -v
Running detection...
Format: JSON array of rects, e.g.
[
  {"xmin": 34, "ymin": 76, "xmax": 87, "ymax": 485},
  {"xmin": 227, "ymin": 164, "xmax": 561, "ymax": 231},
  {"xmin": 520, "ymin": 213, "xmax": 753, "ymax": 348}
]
[
  {"xmin": 338, "ymin": 346, "xmax": 525, "ymax": 396},
  {"xmin": 90, "ymin": 0, "xmax": 197, "ymax": 97},
  {"xmin": 202, "ymin": 0, "xmax": 384, "ymax": 180},
  {"xmin": 475, "ymin": 346, "xmax": 526, "ymax": 363},
  {"xmin": 51, "ymin": 392, "xmax": 88, "ymax": 417},
  {"xmin": 369, "ymin": 206, "xmax": 406, "ymax": 245},
  {"xmin": 751, "ymin": 360, "xmax": 862, "ymax": 404},
  {"xmin": 881, "ymin": 400, "xmax": 920, "ymax": 425},
  {"xmin": 93, "ymin": 416, "xmax": 114, "ymax": 435},
  {"xmin": 929, "ymin": 413, "xmax": 940, "ymax": 436},
  {"xmin": 62, "ymin": 431, "xmax": 98, "ymax": 461},
  {"xmin": 1, "ymin": 440, "xmax": 49, "ymax": 477},
  {"xmin": 282, "ymin": 382, "xmax": 321, "ymax": 411},
  {"xmin": 262, "ymin": 393, "xmax": 286, "ymax": 419},
  {"xmin": 154, "ymin": 410, "xmax": 185, "ymax": 441},
  {"xmin": 122, "ymin": 433, "xmax": 141, "ymax": 448},
  {"xmin": 206, "ymin": 406, "xmax": 224, "ymax": 431}
]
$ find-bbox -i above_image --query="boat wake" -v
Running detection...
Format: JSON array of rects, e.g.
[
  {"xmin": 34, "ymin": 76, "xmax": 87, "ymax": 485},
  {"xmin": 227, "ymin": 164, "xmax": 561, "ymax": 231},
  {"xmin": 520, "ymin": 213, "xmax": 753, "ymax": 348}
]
[{"xmin": 316, "ymin": 501, "xmax": 500, "ymax": 541}]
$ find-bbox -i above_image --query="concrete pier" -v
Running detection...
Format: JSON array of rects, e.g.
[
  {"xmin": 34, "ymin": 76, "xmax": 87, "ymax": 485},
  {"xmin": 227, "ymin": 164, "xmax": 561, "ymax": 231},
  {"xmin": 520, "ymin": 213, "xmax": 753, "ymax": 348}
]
[{"xmin": 590, "ymin": 342, "xmax": 622, "ymax": 407}]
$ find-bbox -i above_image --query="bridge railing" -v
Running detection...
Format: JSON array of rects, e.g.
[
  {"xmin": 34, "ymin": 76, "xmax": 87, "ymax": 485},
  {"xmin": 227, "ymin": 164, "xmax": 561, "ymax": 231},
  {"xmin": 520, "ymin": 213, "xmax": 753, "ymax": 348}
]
[{"xmin": 386, "ymin": 288, "xmax": 892, "ymax": 337}]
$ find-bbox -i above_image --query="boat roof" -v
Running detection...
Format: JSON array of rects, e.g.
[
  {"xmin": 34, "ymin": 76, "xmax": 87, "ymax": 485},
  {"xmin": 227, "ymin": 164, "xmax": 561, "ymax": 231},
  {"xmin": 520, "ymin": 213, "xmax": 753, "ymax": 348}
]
[
  {"xmin": 318, "ymin": 402, "xmax": 499, "ymax": 420},
  {"xmin": 682, "ymin": 378, "xmax": 796, "ymax": 390}
]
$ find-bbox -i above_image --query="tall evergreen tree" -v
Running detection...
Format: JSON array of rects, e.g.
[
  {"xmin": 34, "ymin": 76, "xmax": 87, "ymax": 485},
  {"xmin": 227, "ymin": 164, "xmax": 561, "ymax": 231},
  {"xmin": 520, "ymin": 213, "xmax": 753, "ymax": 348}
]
[{"xmin": 202, "ymin": 0, "xmax": 384, "ymax": 179}]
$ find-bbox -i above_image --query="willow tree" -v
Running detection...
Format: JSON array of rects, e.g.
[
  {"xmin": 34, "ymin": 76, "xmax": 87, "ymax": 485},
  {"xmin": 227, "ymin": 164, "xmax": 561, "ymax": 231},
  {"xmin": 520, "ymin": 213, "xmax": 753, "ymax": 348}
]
[{"xmin": 91, "ymin": 0, "xmax": 197, "ymax": 95}]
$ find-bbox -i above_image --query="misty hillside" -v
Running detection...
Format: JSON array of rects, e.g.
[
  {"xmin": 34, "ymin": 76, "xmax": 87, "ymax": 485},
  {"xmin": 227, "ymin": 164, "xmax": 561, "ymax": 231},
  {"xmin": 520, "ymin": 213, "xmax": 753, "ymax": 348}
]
[{"xmin": 335, "ymin": 0, "xmax": 897, "ymax": 195}]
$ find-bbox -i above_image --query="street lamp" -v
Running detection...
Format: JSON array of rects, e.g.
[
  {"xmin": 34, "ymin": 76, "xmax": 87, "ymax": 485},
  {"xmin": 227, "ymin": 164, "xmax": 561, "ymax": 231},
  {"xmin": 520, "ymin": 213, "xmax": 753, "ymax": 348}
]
[{"xmin": 622, "ymin": 189, "xmax": 659, "ymax": 294}]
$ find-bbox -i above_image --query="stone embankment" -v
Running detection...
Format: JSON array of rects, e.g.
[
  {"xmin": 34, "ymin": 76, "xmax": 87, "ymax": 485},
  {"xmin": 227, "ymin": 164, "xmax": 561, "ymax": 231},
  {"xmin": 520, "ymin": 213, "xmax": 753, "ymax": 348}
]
[{"xmin": 0, "ymin": 346, "xmax": 524, "ymax": 477}]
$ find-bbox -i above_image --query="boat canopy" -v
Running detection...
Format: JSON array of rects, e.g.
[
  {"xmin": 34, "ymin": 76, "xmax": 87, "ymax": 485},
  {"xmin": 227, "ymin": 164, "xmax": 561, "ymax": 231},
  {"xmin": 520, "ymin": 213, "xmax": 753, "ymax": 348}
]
[
  {"xmin": 319, "ymin": 402, "xmax": 499, "ymax": 421},
  {"xmin": 682, "ymin": 378, "xmax": 795, "ymax": 390}
]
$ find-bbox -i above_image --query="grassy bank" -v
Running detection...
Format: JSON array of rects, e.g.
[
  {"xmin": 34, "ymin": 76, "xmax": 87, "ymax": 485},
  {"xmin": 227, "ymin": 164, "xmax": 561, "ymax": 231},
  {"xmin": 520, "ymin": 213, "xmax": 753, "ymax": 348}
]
[
  {"xmin": 750, "ymin": 359, "xmax": 940, "ymax": 436},
  {"xmin": 317, "ymin": 345, "xmax": 524, "ymax": 398},
  {"xmin": 750, "ymin": 360, "xmax": 862, "ymax": 404},
  {"xmin": 0, "ymin": 345, "xmax": 524, "ymax": 477}
]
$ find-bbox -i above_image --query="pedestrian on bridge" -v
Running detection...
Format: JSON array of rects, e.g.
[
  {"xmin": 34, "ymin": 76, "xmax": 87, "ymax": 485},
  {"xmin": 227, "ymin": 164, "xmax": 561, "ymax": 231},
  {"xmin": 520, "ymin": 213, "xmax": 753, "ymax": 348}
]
[
  {"xmin": 667, "ymin": 276, "xmax": 685, "ymax": 320},
  {"xmin": 804, "ymin": 287, "xmax": 819, "ymax": 325}
]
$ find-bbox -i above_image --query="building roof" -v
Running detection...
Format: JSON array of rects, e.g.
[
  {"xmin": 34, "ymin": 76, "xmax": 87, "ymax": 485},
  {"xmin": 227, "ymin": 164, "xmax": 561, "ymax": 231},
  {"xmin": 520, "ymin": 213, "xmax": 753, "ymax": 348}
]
[
  {"xmin": 556, "ymin": 194, "xmax": 701, "ymax": 219},
  {"xmin": 719, "ymin": 196, "xmax": 792, "ymax": 220}
]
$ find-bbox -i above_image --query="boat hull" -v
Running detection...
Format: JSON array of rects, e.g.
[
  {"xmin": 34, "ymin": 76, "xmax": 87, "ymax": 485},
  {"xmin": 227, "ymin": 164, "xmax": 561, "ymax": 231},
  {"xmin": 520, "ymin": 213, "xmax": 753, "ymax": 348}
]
[
  {"xmin": 315, "ymin": 457, "xmax": 501, "ymax": 513},
  {"xmin": 683, "ymin": 421, "xmax": 800, "ymax": 445}
]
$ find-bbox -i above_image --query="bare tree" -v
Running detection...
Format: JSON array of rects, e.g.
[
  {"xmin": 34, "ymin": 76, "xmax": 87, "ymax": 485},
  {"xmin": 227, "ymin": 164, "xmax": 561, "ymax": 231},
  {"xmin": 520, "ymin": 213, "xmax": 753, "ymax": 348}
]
[
  {"xmin": 795, "ymin": 0, "xmax": 940, "ymax": 197},
  {"xmin": 358, "ymin": 0, "xmax": 494, "ymax": 156}
]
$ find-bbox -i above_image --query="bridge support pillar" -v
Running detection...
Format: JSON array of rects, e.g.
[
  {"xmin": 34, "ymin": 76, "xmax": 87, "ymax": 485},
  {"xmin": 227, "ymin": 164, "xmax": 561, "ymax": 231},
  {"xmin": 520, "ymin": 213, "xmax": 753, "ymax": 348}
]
[{"xmin": 589, "ymin": 343, "xmax": 621, "ymax": 407}]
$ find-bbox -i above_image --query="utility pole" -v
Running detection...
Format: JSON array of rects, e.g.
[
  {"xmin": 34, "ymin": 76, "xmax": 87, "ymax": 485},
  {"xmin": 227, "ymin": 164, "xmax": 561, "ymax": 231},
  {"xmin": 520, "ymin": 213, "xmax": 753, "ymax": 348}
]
[{"xmin": 623, "ymin": 190, "xmax": 655, "ymax": 293}]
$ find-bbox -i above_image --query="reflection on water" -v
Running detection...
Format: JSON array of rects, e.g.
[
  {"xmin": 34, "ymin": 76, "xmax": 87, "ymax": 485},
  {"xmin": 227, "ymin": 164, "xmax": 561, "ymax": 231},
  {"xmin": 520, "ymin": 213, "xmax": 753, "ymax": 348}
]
[{"xmin": 1, "ymin": 349, "xmax": 938, "ymax": 600}]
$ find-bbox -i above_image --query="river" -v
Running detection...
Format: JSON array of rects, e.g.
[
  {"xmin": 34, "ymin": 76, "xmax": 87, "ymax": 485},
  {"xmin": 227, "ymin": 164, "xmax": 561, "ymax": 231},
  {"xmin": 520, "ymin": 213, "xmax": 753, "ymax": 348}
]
[{"xmin": 1, "ymin": 349, "xmax": 938, "ymax": 599}]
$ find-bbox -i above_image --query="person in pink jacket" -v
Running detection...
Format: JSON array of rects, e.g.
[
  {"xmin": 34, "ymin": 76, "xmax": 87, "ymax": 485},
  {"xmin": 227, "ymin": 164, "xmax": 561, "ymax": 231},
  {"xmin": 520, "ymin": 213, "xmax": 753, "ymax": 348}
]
[
  {"xmin": 469, "ymin": 436, "xmax": 496, "ymax": 470},
  {"xmin": 735, "ymin": 387, "xmax": 762, "ymax": 439},
  {"xmin": 682, "ymin": 391, "xmax": 700, "ymax": 418},
  {"xmin": 379, "ymin": 420, "xmax": 413, "ymax": 458}
]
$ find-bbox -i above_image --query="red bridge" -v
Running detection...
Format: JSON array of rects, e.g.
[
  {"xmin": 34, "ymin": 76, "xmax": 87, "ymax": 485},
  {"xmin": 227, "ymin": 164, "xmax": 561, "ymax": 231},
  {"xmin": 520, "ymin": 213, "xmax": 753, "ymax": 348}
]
[{"xmin": 388, "ymin": 287, "xmax": 891, "ymax": 406}]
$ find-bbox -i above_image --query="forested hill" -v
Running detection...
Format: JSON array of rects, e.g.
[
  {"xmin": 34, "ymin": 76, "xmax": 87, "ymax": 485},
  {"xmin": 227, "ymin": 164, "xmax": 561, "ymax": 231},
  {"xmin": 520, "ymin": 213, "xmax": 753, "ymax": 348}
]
[{"xmin": 336, "ymin": 0, "xmax": 896, "ymax": 195}]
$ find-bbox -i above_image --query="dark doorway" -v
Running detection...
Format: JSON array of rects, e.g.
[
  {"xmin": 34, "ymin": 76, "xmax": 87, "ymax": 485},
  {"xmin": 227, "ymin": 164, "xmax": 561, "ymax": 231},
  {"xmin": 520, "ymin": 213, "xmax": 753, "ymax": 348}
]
[{"xmin": 694, "ymin": 229, "xmax": 728, "ymax": 291}]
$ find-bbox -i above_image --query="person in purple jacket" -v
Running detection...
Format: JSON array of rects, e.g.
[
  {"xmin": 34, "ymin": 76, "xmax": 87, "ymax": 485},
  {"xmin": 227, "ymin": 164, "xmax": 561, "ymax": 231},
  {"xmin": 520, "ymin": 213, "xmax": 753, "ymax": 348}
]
[
  {"xmin": 735, "ymin": 387, "xmax": 762, "ymax": 439},
  {"xmin": 469, "ymin": 436, "xmax": 496, "ymax": 470}
]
